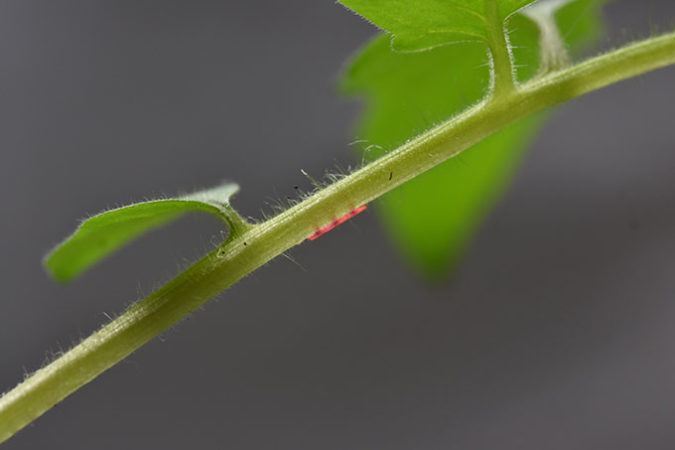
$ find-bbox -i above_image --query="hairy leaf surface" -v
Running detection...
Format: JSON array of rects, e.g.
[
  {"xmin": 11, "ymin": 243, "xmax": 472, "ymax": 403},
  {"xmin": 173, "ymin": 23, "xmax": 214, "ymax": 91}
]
[
  {"xmin": 45, "ymin": 183, "xmax": 240, "ymax": 283},
  {"xmin": 341, "ymin": 0, "xmax": 604, "ymax": 278}
]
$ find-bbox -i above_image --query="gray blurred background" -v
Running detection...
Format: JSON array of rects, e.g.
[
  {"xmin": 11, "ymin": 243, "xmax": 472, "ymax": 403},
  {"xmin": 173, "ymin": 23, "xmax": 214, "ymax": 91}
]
[{"xmin": 1, "ymin": 1, "xmax": 674, "ymax": 448}]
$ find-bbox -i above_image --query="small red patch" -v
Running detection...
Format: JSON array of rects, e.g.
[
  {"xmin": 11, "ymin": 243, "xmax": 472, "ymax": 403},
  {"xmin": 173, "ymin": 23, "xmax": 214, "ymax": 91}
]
[{"xmin": 308, "ymin": 205, "xmax": 367, "ymax": 241}]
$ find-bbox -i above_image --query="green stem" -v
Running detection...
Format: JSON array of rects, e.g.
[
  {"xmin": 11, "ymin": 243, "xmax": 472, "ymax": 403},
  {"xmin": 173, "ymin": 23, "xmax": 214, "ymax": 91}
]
[
  {"xmin": 2, "ymin": 31, "xmax": 675, "ymax": 444},
  {"xmin": 485, "ymin": 0, "xmax": 516, "ymax": 95}
]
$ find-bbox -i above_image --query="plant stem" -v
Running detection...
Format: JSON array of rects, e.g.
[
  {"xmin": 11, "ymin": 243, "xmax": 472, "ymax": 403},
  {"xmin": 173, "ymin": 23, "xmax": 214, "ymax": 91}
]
[
  {"xmin": 522, "ymin": 4, "xmax": 571, "ymax": 74},
  {"xmin": 485, "ymin": 0, "xmax": 516, "ymax": 95},
  {"xmin": 2, "ymin": 31, "xmax": 675, "ymax": 444}
]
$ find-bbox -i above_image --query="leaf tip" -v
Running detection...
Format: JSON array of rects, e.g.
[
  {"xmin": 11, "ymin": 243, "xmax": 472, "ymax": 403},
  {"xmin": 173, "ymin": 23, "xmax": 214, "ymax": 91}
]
[{"xmin": 43, "ymin": 248, "xmax": 78, "ymax": 284}]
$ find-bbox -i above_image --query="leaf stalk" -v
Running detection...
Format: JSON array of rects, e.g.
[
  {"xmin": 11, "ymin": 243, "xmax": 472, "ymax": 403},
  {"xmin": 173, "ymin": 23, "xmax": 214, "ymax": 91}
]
[{"xmin": 485, "ymin": 0, "xmax": 517, "ymax": 95}]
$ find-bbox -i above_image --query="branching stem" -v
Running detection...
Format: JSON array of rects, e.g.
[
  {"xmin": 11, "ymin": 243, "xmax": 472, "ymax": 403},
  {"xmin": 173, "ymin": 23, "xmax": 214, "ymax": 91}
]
[{"xmin": 1, "ymin": 30, "xmax": 675, "ymax": 444}]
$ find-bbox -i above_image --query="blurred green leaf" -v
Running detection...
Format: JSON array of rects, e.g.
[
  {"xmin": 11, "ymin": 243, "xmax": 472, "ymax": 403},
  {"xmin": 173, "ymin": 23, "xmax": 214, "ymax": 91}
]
[
  {"xmin": 338, "ymin": 0, "xmax": 539, "ymax": 51},
  {"xmin": 341, "ymin": 0, "xmax": 604, "ymax": 279},
  {"xmin": 45, "ymin": 183, "xmax": 241, "ymax": 283}
]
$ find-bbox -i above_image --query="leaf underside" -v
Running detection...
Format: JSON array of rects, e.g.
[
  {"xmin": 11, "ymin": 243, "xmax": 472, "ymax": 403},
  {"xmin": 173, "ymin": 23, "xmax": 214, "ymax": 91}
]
[
  {"xmin": 45, "ymin": 183, "xmax": 239, "ymax": 283},
  {"xmin": 340, "ymin": 0, "xmax": 604, "ymax": 279}
]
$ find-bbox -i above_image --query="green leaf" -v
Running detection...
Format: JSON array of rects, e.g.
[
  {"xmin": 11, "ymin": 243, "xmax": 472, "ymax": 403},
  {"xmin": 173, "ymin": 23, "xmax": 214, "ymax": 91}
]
[
  {"xmin": 339, "ymin": 0, "xmax": 539, "ymax": 51},
  {"xmin": 341, "ymin": 0, "xmax": 604, "ymax": 279},
  {"xmin": 45, "ymin": 183, "xmax": 244, "ymax": 283},
  {"xmin": 540, "ymin": 0, "xmax": 605, "ymax": 51}
]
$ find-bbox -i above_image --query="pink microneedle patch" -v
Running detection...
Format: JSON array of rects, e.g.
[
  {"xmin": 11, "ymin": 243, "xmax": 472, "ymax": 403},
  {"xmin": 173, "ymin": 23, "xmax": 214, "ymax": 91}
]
[{"xmin": 307, "ymin": 205, "xmax": 367, "ymax": 241}]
